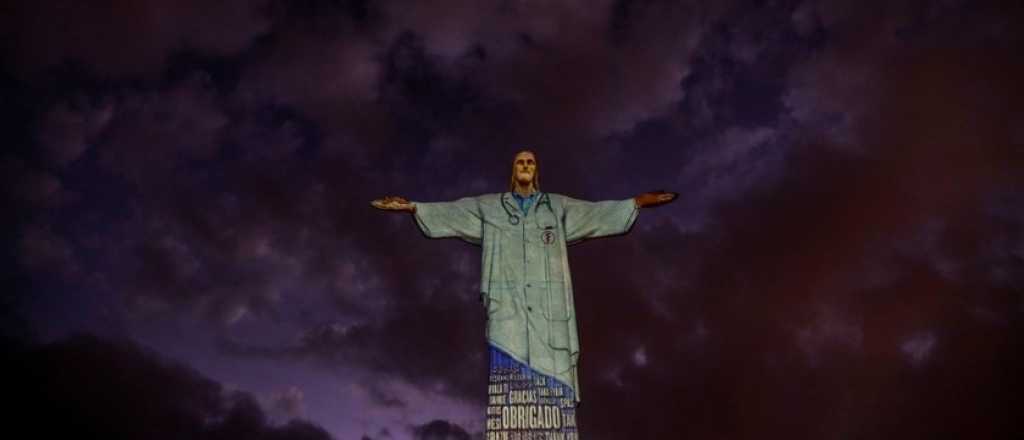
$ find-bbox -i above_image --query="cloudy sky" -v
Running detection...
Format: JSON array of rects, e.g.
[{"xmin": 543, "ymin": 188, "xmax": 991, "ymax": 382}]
[{"xmin": 3, "ymin": 0, "xmax": 1022, "ymax": 439}]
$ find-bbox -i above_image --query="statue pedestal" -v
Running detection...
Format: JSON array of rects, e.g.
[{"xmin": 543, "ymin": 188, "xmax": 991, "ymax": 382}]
[{"xmin": 485, "ymin": 345, "xmax": 579, "ymax": 439}]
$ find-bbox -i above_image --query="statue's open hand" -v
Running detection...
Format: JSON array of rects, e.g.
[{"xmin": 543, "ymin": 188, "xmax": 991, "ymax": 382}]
[
  {"xmin": 634, "ymin": 190, "xmax": 678, "ymax": 208},
  {"xmin": 371, "ymin": 196, "xmax": 415, "ymax": 212}
]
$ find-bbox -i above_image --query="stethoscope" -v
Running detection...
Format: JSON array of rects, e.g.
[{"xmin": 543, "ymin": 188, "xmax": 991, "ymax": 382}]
[{"xmin": 501, "ymin": 192, "xmax": 553, "ymax": 225}]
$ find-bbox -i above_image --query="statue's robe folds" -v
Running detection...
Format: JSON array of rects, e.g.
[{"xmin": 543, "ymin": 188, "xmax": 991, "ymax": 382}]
[{"xmin": 412, "ymin": 192, "xmax": 639, "ymax": 402}]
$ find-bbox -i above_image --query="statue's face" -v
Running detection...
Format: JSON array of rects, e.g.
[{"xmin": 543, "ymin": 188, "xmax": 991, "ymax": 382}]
[{"xmin": 513, "ymin": 151, "xmax": 537, "ymax": 186}]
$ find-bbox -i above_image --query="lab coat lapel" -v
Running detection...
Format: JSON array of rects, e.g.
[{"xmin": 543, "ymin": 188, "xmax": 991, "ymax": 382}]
[{"xmin": 504, "ymin": 192, "xmax": 528, "ymax": 216}]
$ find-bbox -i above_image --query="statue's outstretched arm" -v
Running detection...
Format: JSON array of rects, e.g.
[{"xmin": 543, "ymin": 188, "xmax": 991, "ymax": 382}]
[
  {"xmin": 370, "ymin": 196, "xmax": 416, "ymax": 213},
  {"xmin": 634, "ymin": 190, "xmax": 678, "ymax": 208}
]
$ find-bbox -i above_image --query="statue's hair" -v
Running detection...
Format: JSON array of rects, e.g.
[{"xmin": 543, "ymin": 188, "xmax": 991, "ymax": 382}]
[{"xmin": 509, "ymin": 150, "xmax": 539, "ymax": 192}]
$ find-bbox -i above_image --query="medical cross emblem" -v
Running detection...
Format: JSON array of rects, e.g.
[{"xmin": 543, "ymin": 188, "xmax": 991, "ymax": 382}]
[{"xmin": 541, "ymin": 230, "xmax": 556, "ymax": 245}]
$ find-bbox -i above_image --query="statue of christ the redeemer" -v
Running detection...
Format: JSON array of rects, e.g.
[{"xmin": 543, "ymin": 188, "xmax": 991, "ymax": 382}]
[{"xmin": 372, "ymin": 150, "xmax": 675, "ymax": 437}]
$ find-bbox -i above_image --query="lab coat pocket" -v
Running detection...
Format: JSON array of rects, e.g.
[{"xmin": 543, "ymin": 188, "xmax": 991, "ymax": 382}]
[
  {"xmin": 543, "ymin": 286, "xmax": 571, "ymax": 322},
  {"xmin": 535, "ymin": 211, "xmax": 559, "ymax": 233},
  {"xmin": 536, "ymin": 212, "xmax": 557, "ymax": 228},
  {"xmin": 548, "ymin": 317, "xmax": 572, "ymax": 350}
]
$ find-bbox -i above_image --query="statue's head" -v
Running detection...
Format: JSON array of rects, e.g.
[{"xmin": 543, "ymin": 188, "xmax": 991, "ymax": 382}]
[{"xmin": 509, "ymin": 150, "xmax": 539, "ymax": 192}]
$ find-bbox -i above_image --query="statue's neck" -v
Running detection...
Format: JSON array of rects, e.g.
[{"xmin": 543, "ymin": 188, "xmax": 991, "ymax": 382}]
[{"xmin": 512, "ymin": 183, "xmax": 536, "ymax": 197}]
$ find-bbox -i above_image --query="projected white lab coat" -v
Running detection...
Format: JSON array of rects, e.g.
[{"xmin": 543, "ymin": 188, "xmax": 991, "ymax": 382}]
[{"xmin": 412, "ymin": 192, "xmax": 639, "ymax": 402}]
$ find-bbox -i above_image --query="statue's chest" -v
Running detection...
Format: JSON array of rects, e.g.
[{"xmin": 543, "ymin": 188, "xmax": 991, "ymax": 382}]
[{"xmin": 488, "ymin": 207, "xmax": 561, "ymax": 246}]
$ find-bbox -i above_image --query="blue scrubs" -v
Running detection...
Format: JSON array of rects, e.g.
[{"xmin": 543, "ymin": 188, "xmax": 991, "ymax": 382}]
[{"xmin": 511, "ymin": 191, "xmax": 539, "ymax": 215}]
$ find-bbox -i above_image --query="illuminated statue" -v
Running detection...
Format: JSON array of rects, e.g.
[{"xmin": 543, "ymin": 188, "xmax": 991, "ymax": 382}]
[{"xmin": 372, "ymin": 151, "xmax": 675, "ymax": 436}]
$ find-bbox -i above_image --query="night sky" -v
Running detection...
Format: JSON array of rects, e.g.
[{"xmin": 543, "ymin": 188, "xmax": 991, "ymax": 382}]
[{"xmin": 3, "ymin": 1, "xmax": 1023, "ymax": 439}]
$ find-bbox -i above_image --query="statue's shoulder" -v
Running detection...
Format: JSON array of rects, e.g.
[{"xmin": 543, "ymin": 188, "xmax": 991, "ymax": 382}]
[
  {"xmin": 471, "ymin": 193, "xmax": 503, "ymax": 209},
  {"xmin": 543, "ymin": 193, "xmax": 570, "ymax": 212},
  {"xmin": 545, "ymin": 192, "xmax": 570, "ymax": 203}
]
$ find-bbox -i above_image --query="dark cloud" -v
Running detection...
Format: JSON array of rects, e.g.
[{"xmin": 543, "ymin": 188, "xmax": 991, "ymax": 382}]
[
  {"xmin": 9, "ymin": 334, "xmax": 333, "ymax": 440},
  {"xmin": 222, "ymin": 242, "xmax": 490, "ymax": 402},
  {"xmin": 363, "ymin": 381, "xmax": 408, "ymax": 409},
  {"xmin": 269, "ymin": 386, "xmax": 307, "ymax": 418},
  {"xmin": 564, "ymin": 1, "xmax": 1024, "ymax": 437},
  {"xmin": 411, "ymin": 420, "xmax": 472, "ymax": 440},
  {"xmin": 96, "ymin": 73, "xmax": 229, "ymax": 184},
  {"xmin": 1, "ymin": 0, "xmax": 270, "ymax": 78},
  {"xmin": 35, "ymin": 96, "xmax": 114, "ymax": 167},
  {"xmin": 360, "ymin": 428, "xmax": 394, "ymax": 440}
]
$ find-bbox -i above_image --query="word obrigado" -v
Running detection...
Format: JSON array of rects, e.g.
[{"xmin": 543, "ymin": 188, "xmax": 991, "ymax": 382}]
[{"xmin": 489, "ymin": 404, "xmax": 562, "ymax": 430}]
